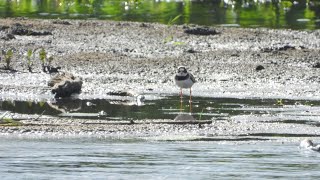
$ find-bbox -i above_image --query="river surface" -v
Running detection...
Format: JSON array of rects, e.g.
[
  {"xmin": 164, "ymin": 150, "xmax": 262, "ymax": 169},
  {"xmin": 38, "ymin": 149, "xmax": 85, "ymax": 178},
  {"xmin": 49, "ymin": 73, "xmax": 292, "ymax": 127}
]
[
  {"xmin": 1, "ymin": 97, "xmax": 320, "ymax": 179},
  {"xmin": 0, "ymin": 0, "xmax": 320, "ymax": 29},
  {"xmin": 0, "ymin": 138, "xmax": 320, "ymax": 179}
]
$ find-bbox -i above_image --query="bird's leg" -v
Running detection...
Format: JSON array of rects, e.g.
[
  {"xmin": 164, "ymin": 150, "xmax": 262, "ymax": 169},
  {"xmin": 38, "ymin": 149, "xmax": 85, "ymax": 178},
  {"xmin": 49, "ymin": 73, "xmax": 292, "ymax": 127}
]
[
  {"xmin": 180, "ymin": 88, "xmax": 183, "ymax": 111},
  {"xmin": 189, "ymin": 88, "xmax": 192, "ymax": 103},
  {"xmin": 189, "ymin": 88, "xmax": 192, "ymax": 113}
]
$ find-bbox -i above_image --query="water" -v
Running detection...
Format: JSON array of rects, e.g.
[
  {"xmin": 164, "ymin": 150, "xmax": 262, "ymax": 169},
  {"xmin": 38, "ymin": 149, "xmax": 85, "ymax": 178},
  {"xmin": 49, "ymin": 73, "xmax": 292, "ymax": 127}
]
[
  {"xmin": 0, "ymin": 138, "xmax": 320, "ymax": 179},
  {"xmin": 0, "ymin": 0, "xmax": 320, "ymax": 29},
  {"xmin": 1, "ymin": 96, "xmax": 320, "ymax": 124},
  {"xmin": 1, "ymin": 97, "xmax": 320, "ymax": 178}
]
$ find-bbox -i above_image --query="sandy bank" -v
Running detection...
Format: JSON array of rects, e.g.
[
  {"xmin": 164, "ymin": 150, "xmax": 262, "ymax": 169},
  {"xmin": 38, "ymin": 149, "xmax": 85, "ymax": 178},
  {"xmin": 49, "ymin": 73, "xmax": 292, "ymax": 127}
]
[{"xmin": 1, "ymin": 18, "xmax": 320, "ymax": 140}]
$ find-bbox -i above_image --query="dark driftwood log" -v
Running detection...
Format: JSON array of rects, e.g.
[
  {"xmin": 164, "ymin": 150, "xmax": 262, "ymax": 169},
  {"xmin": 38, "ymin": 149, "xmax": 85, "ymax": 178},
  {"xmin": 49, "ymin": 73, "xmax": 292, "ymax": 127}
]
[{"xmin": 48, "ymin": 72, "xmax": 82, "ymax": 98}]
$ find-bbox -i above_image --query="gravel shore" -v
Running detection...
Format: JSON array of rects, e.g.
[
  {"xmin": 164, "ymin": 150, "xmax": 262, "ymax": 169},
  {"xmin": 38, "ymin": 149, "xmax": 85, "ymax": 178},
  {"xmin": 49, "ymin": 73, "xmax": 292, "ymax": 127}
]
[{"xmin": 0, "ymin": 18, "xmax": 320, "ymax": 141}]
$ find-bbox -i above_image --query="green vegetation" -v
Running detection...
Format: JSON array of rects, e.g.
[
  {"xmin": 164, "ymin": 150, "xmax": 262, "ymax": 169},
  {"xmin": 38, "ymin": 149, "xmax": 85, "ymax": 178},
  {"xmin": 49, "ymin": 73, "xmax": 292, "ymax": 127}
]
[
  {"xmin": 0, "ymin": 112, "xmax": 22, "ymax": 126},
  {"xmin": 0, "ymin": 117, "xmax": 22, "ymax": 126},
  {"xmin": 0, "ymin": 0, "xmax": 319, "ymax": 29},
  {"xmin": 304, "ymin": 101, "xmax": 314, "ymax": 106},
  {"xmin": 167, "ymin": 14, "xmax": 182, "ymax": 27},
  {"xmin": 2, "ymin": 49, "xmax": 14, "ymax": 70},
  {"xmin": 39, "ymin": 48, "xmax": 52, "ymax": 72},
  {"xmin": 164, "ymin": 36, "xmax": 173, "ymax": 43},
  {"xmin": 39, "ymin": 48, "xmax": 46, "ymax": 66},
  {"xmin": 0, "ymin": 47, "xmax": 55, "ymax": 73},
  {"xmin": 276, "ymin": 99, "xmax": 284, "ymax": 106},
  {"xmin": 164, "ymin": 14, "xmax": 184, "ymax": 45},
  {"xmin": 26, "ymin": 49, "xmax": 33, "ymax": 72},
  {"xmin": 39, "ymin": 101, "xmax": 46, "ymax": 107}
]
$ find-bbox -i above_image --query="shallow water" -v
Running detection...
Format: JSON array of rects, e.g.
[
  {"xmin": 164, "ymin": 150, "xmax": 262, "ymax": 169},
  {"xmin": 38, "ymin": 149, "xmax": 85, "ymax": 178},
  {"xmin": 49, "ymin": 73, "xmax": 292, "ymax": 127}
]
[
  {"xmin": 0, "ymin": 138, "xmax": 320, "ymax": 179},
  {"xmin": 1, "ymin": 96, "xmax": 320, "ymax": 125},
  {"xmin": 0, "ymin": 0, "xmax": 320, "ymax": 29},
  {"xmin": 1, "ymin": 97, "xmax": 320, "ymax": 178}
]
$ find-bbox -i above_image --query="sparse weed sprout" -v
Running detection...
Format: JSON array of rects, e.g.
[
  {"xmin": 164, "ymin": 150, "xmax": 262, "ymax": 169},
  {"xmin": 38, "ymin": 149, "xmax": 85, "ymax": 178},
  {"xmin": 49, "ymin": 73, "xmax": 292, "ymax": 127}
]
[
  {"xmin": 164, "ymin": 35, "xmax": 173, "ymax": 43},
  {"xmin": 168, "ymin": 14, "xmax": 182, "ymax": 27},
  {"xmin": 199, "ymin": 108, "xmax": 205, "ymax": 121},
  {"xmin": 39, "ymin": 48, "xmax": 47, "ymax": 72},
  {"xmin": 164, "ymin": 14, "xmax": 184, "ymax": 45},
  {"xmin": 0, "ymin": 111, "xmax": 22, "ymax": 126},
  {"xmin": 26, "ymin": 49, "xmax": 33, "ymax": 72},
  {"xmin": 48, "ymin": 56, "xmax": 54, "ymax": 66},
  {"xmin": 2, "ymin": 49, "xmax": 13, "ymax": 70},
  {"xmin": 0, "ymin": 48, "xmax": 56, "ymax": 72},
  {"xmin": 39, "ymin": 48, "xmax": 46, "ymax": 65},
  {"xmin": 1, "ymin": 117, "xmax": 22, "ymax": 126},
  {"xmin": 276, "ymin": 99, "xmax": 284, "ymax": 106}
]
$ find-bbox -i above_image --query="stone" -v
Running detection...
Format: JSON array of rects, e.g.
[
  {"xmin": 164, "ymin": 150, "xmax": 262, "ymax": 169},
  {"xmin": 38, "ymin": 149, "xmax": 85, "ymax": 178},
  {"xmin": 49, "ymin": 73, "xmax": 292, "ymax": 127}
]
[
  {"xmin": 312, "ymin": 62, "xmax": 320, "ymax": 68},
  {"xmin": 10, "ymin": 23, "xmax": 52, "ymax": 36},
  {"xmin": 1, "ymin": 33, "xmax": 15, "ymax": 41},
  {"xmin": 255, "ymin": 65, "xmax": 265, "ymax": 71},
  {"xmin": 52, "ymin": 20, "xmax": 72, "ymax": 25},
  {"xmin": 48, "ymin": 72, "xmax": 82, "ymax": 98},
  {"xmin": 0, "ymin": 25, "xmax": 9, "ymax": 31},
  {"xmin": 184, "ymin": 27, "xmax": 218, "ymax": 35},
  {"xmin": 278, "ymin": 45, "xmax": 295, "ymax": 51},
  {"xmin": 186, "ymin": 49, "xmax": 197, "ymax": 53},
  {"xmin": 107, "ymin": 90, "xmax": 139, "ymax": 97}
]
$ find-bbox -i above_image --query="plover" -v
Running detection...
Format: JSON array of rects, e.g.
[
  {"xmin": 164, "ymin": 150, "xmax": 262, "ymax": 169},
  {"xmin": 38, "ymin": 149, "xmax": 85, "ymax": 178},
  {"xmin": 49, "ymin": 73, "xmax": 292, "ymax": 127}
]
[{"xmin": 174, "ymin": 66, "xmax": 196, "ymax": 102}]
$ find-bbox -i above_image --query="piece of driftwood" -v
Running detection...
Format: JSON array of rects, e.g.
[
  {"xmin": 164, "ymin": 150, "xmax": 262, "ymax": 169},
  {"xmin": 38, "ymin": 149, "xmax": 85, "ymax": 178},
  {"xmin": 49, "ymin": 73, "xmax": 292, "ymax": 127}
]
[{"xmin": 48, "ymin": 72, "xmax": 82, "ymax": 98}]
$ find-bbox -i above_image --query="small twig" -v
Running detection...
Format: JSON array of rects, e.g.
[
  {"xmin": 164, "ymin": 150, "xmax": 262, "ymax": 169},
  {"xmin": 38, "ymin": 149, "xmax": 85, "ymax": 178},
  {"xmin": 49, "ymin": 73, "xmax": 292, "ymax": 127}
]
[{"xmin": 33, "ymin": 110, "xmax": 46, "ymax": 121}]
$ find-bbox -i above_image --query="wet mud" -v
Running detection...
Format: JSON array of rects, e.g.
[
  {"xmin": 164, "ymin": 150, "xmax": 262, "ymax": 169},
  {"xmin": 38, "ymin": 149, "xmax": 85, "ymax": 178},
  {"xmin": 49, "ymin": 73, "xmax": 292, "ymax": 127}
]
[{"xmin": 0, "ymin": 18, "xmax": 320, "ymax": 141}]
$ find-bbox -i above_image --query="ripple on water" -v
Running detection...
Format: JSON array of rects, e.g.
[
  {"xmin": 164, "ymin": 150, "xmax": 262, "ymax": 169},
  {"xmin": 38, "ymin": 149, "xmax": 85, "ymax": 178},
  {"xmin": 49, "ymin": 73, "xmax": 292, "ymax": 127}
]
[{"xmin": 1, "ymin": 139, "xmax": 320, "ymax": 179}]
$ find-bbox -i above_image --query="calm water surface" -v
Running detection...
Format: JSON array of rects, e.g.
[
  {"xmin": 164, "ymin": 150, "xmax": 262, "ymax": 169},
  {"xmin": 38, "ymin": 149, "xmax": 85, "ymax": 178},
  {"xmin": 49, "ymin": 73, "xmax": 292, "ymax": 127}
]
[
  {"xmin": 0, "ymin": 0, "xmax": 320, "ymax": 29},
  {"xmin": 0, "ymin": 138, "xmax": 320, "ymax": 179},
  {"xmin": 1, "ymin": 96, "xmax": 320, "ymax": 123},
  {"xmin": 1, "ymin": 97, "xmax": 320, "ymax": 179}
]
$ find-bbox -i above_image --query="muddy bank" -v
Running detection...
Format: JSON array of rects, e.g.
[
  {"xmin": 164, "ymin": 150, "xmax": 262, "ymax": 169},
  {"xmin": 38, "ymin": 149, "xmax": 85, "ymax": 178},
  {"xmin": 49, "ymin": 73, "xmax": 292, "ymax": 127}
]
[
  {"xmin": 0, "ymin": 18, "xmax": 320, "ymax": 100},
  {"xmin": 1, "ymin": 18, "xmax": 320, "ymax": 140},
  {"xmin": 1, "ymin": 117, "xmax": 320, "ymax": 143}
]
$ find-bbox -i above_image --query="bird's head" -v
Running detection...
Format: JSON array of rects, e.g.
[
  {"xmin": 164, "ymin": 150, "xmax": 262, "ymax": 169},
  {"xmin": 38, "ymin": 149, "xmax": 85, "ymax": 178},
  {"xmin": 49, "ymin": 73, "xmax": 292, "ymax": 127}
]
[{"xmin": 177, "ymin": 66, "xmax": 188, "ymax": 76}]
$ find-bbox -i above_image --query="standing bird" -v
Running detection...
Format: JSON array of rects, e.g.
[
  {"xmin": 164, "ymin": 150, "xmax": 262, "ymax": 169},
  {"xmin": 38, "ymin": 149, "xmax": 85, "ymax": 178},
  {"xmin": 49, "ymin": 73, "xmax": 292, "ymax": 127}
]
[{"xmin": 174, "ymin": 66, "xmax": 196, "ymax": 104}]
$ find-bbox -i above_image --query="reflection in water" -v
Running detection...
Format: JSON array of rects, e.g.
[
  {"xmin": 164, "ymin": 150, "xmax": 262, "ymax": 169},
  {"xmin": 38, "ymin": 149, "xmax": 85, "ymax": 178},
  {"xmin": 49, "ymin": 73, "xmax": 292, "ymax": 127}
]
[
  {"xmin": 0, "ymin": 0, "xmax": 319, "ymax": 29},
  {"xmin": 174, "ymin": 114, "xmax": 195, "ymax": 121},
  {"xmin": 47, "ymin": 99, "xmax": 82, "ymax": 113},
  {"xmin": 1, "ymin": 97, "xmax": 320, "ymax": 124},
  {"xmin": 179, "ymin": 96, "xmax": 193, "ymax": 115}
]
